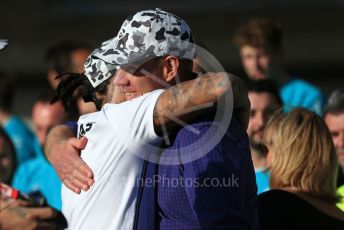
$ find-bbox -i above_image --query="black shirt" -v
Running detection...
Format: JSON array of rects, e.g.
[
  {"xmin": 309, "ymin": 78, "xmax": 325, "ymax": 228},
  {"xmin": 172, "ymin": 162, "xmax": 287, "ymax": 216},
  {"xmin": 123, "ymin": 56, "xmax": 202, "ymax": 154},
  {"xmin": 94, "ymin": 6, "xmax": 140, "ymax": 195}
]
[{"xmin": 258, "ymin": 189, "xmax": 344, "ymax": 230}]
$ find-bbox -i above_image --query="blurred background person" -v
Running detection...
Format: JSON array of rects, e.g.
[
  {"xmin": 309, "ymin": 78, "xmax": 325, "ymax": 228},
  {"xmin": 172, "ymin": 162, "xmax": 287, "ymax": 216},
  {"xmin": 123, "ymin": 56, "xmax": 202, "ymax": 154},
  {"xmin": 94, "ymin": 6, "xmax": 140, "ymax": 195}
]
[
  {"xmin": 0, "ymin": 127, "xmax": 16, "ymax": 184},
  {"xmin": 0, "ymin": 42, "xmax": 17, "ymax": 184},
  {"xmin": 324, "ymin": 90, "xmax": 344, "ymax": 211},
  {"xmin": 233, "ymin": 18, "xmax": 325, "ymax": 115},
  {"xmin": 0, "ymin": 72, "xmax": 39, "ymax": 168},
  {"xmin": 247, "ymin": 79, "xmax": 282, "ymax": 149},
  {"xmin": 46, "ymin": 42, "xmax": 91, "ymax": 89},
  {"xmin": 46, "ymin": 41, "xmax": 96, "ymax": 116},
  {"xmin": 324, "ymin": 90, "xmax": 344, "ymax": 187},
  {"xmin": 247, "ymin": 79, "xmax": 282, "ymax": 194},
  {"xmin": 0, "ymin": 39, "xmax": 67, "ymax": 229},
  {"xmin": 11, "ymin": 90, "xmax": 67, "ymax": 210},
  {"xmin": 259, "ymin": 108, "xmax": 344, "ymax": 229}
]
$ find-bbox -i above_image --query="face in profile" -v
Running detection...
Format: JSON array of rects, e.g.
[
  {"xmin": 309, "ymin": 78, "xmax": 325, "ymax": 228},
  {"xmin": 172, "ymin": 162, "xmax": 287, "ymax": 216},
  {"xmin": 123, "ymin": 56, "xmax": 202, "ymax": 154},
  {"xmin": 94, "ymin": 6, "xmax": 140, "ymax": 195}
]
[
  {"xmin": 325, "ymin": 113, "xmax": 344, "ymax": 168},
  {"xmin": 113, "ymin": 57, "xmax": 166, "ymax": 102},
  {"xmin": 248, "ymin": 91, "xmax": 280, "ymax": 144},
  {"xmin": 239, "ymin": 45, "xmax": 272, "ymax": 80}
]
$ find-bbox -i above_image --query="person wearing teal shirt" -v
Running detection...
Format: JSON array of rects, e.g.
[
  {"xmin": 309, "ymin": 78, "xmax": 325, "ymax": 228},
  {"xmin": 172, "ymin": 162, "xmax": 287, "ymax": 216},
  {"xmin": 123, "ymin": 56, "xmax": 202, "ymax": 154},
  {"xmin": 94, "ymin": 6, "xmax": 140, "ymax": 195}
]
[
  {"xmin": 3, "ymin": 116, "xmax": 40, "ymax": 163},
  {"xmin": 12, "ymin": 91, "xmax": 67, "ymax": 210},
  {"xmin": 233, "ymin": 19, "xmax": 325, "ymax": 115},
  {"xmin": 247, "ymin": 80, "xmax": 282, "ymax": 194},
  {"xmin": 12, "ymin": 139, "xmax": 62, "ymax": 210},
  {"xmin": 281, "ymin": 78, "xmax": 324, "ymax": 115}
]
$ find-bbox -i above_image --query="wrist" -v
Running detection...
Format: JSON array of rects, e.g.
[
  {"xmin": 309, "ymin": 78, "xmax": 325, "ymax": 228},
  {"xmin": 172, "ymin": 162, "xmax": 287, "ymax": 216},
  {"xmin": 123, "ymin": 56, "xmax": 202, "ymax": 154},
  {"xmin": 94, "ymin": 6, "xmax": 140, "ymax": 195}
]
[{"xmin": 45, "ymin": 125, "xmax": 74, "ymax": 158}]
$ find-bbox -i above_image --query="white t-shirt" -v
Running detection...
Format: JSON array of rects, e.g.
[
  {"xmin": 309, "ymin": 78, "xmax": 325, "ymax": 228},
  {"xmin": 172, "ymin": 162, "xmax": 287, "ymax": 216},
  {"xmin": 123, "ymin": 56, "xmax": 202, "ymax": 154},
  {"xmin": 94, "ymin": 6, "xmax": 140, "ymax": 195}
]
[{"xmin": 62, "ymin": 89, "xmax": 164, "ymax": 230}]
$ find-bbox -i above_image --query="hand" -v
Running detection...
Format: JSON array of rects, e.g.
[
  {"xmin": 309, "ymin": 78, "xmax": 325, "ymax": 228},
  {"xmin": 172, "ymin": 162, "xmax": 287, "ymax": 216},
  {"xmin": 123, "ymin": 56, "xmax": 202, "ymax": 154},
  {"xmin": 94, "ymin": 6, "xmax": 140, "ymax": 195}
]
[
  {"xmin": 0, "ymin": 200, "xmax": 67, "ymax": 230},
  {"xmin": 110, "ymin": 85, "xmax": 126, "ymax": 104},
  {"xmin": 227, "ymin": 73, "xmax": 250, "ymax": 130},
  {"xmin": 45, "ymin": 125, "xmax": 94, "ymax": 194},
  {"xmin": 0, "ymin": 197, "xmax": 23, "ymax": 211}
]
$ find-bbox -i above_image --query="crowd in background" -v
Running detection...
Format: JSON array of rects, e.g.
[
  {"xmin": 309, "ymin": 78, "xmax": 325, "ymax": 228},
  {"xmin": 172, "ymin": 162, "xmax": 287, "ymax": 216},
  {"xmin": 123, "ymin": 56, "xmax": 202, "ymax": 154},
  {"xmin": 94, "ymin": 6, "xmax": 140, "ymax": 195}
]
[{"xmin": 0, "ymin": 15, "xmax": 344, "ymax": 229}]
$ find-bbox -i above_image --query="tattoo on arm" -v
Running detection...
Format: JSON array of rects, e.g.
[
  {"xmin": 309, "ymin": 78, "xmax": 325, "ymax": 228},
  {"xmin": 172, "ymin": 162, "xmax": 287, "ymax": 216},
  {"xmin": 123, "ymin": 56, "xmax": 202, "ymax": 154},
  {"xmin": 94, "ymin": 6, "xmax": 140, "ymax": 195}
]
[{"xmin": 153, "ymin": 72, "xmax": 230, "ymax": 134}]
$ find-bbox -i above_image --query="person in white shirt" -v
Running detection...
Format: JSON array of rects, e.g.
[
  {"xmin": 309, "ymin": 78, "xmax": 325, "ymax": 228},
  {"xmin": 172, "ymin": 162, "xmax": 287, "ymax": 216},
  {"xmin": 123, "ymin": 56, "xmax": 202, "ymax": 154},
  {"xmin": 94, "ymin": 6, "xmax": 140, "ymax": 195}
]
[
  {"xmin": 52, "ymin": 59, "xmax": 233, "ymax": 230},
  {"xmin": 48, "ymin": 9, "xmax": 250, "ymax": 230}
]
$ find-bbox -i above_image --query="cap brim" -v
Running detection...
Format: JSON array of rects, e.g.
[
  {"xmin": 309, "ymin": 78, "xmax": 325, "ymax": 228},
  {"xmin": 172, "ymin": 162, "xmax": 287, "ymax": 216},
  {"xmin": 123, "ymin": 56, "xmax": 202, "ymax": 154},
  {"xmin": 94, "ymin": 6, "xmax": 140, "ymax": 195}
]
[
  {"xmin": 91, "ymin": 36, "xmax": 155, "ymax": 67},
  {"xmin": 84, "ymin": 56, "xmax": 117, "ymax": 88}
]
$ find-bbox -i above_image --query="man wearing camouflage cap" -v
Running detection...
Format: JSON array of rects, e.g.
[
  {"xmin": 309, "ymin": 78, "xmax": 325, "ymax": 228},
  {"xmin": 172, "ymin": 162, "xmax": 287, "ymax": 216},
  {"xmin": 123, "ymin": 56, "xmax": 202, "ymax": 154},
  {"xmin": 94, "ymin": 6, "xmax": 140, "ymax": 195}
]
[{"xmin": 47, "ymin": 8, "xmax": 257, "ymax": 229}]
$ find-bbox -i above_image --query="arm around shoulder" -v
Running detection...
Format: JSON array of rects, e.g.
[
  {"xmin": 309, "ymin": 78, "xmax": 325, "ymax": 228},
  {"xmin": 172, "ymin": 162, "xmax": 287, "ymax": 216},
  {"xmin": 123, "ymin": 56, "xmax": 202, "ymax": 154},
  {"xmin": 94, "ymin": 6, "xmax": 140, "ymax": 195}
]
[
  {"xmin": 45, "ymin": 125, "xmax": 93, "ymax": 194},
  {"xmin": 153, "ymin": 72, "xmax": 250, "ymax": 133}
]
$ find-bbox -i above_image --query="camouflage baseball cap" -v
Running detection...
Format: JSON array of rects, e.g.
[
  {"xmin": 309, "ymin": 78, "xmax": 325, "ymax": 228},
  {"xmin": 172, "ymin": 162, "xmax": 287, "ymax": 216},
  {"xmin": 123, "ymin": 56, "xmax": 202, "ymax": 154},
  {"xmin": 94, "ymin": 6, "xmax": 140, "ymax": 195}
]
[
  {"xmin": 84, "ymin": 8, "xmax": 195, "ymax": 88},
  {"xmin": 84, "ymin": 55, "xmax": 117, "ymax": 88}
]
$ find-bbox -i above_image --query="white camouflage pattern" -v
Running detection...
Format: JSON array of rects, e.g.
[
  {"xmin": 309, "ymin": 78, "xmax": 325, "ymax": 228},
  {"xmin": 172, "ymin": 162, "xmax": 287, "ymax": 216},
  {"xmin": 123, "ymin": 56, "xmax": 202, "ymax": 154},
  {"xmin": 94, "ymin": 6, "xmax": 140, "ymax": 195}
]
[
  {"xmin": 84, "ymin": 8, "xmax": 195, "ymax": 88},
  {"xmin": 84, "ymin": 56, "xmax": 118, "ymax": 88}
]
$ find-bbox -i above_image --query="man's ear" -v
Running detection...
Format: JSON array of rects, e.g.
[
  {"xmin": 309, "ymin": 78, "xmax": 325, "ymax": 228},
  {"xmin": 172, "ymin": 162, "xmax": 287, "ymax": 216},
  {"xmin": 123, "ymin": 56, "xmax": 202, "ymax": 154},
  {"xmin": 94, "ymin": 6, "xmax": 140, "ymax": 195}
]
[{"xmin": 162, "ymin": 56, "xmax": 179, "ymax": 83}]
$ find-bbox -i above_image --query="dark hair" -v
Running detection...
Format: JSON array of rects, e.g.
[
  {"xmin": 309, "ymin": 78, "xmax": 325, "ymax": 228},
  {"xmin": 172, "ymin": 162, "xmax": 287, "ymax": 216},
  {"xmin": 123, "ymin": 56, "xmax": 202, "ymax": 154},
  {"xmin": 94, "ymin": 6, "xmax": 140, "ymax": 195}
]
[
  {"xmin": 0, "ymin": 72, "xmax": 14, "ymax": 112},
  {"xmin": 233, "ymin": 18, "xmax": 282, "ymax": 52},
  {"xmin": 46, "ymin": 42, "xmax": 90, "ymax": 75},
  {"xmin": 324, "ymin": 90, "xmax": 344, "ymax": 116},
  {"xmin": 35, "ymin": 89, "xmax": 56, "ymax": 104},
  {"xmin": 52, "ymin": 73, "xmax": 111, "ymax": 112},
  {"xmin": 247, "ymin": 79, "xmax": 283, "ymax": 106}
]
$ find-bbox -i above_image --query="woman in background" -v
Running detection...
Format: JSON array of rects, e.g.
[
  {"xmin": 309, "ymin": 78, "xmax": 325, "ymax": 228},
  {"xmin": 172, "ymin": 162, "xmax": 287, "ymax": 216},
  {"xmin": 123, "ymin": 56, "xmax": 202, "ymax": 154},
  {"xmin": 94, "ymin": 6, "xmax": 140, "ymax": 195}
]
[{"xmin": 258, "ymin": 108, "xmax": 344, "ymax": 229}]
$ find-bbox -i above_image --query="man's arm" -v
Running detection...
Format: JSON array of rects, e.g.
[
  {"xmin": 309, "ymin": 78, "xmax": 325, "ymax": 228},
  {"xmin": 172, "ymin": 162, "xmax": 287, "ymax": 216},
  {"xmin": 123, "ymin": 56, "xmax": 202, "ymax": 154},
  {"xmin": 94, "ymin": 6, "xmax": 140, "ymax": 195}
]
[
  {"xmin": 47, "ymin": 72, "xmax": 249, "ymax": 193},
  {"xmin": 45, "ymin": 125, "xmax": 93, "ymax": 194},
  {"xmin": 154, "ymin": 72, "xmax": 249, "ymax": 133}
]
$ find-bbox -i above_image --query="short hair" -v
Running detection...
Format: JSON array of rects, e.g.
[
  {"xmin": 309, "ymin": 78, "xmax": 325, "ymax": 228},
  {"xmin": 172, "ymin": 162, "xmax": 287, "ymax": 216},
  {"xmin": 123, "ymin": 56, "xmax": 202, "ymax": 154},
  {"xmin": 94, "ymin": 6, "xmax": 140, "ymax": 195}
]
[
  {"xmin": 266, "ymin": 108, "xmax": 339, "ymax": 203},
  {"xmin": 0, "ymin": 72, "xmax": 14, "ymax": 112},
  {"xmin": 233, "ymin": 18, "xmax": 282, "ymax": 52},
  {"xmin": 324, "ymin": 90, "xmax": 344, "ymax": 116},
  {"xmin": 33, "ymin": 89, "xmax": 67, "ymax": 123},
  {"xmin": 46, "ymin": 42, "xmax": 90, "ymax": 75},
  {"xmin": 247, "ymin": 79, "xmax": 283, "ymax": 106},
  {"xmin": 35, "ymin": 90, "xmax": 56, "ymax": 104}
]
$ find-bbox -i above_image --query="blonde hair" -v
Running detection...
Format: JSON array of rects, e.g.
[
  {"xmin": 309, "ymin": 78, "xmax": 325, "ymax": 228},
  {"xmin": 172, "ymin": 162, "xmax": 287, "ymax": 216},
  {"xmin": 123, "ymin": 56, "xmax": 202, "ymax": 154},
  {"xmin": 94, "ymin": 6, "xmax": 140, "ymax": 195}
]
[{"xmin": 265, "ymin": 108, "xmax": 339, "ymax": 203}]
